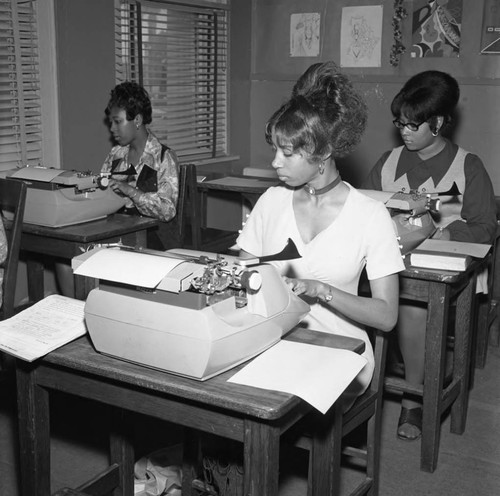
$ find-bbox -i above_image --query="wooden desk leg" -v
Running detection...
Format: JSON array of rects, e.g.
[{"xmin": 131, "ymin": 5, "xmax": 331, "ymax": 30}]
[
  {"xmin": 450, "ymin": 275, "xmax": 476, "ymax": 434},
  {"xmin": 109, "ymin": 408, "xmax": 135, "ymax": 496},
  {"xmin": 16, "ymin": 361, "xmax": 51, "ymax": 496},
  {"xmin": 200, "ymin": 191, "xmax": 208, "ymax": 230},
  {"xmin": 243, "ymin": 419, "xmax": 280, "ymax": 496},
  {"xmin": 121, "ymin": 230, "xmax": 148, "ymax": 248},
  {"xmin": 74, "ymin": 275, "xmax": 97, "ymax": 301},
  {"xmin": 421, "ymin": 282, "xmax": 449, "ymax": 473},
  {"xmin": 310, "ymin": 405, "xmax": 342, "ymax": 496},
  {"xmin": 27, "ymin": 257, "xmax": 45, "ymax": 303}
]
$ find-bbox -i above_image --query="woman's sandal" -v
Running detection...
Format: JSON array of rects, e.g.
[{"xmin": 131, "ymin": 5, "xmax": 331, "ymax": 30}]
[{"xmin": 397, "ymin": 406, "xmax": 422, "ymax": 441}]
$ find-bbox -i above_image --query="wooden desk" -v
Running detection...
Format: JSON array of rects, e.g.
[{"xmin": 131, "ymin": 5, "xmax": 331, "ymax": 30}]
[
  {"xmin": 385, "ymin": 259, "xmax": 486, "ymax": 472},
  {"xmin": 18, "ymin": 214, "xmax": 159, "ymax": 301},
  {"xmin": 197, "ymin": 175, "xmax": 279, "ymax": 228},
  {"xmin": 16, "ymin": 328, "xmax": 364, "ymax": 496}
]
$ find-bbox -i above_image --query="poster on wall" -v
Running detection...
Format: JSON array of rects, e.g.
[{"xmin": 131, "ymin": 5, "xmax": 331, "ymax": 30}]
[
  {"xmin": 290, "ymin": 13, "xmax": 320, "ymax": 57},
  {"xmin": 410, "ymin": 0, "xmax": 462, "ymax": 58},
  {"xmin": 340, "ymin": 6, "xmax": 383, "ymax": 67},
  {"xmin": 480, "ymin": 0, "xmax": 500, "ymax": 54}
]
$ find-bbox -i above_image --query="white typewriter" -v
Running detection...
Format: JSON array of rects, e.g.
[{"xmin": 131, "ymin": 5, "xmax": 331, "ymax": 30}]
[
  {"xmin": 1, "ymin": 166, "xmax": 125, "ymax": 227},
  {"xmin": 73, "ymin": 241, "xmax": 310, "ymax": 380}
]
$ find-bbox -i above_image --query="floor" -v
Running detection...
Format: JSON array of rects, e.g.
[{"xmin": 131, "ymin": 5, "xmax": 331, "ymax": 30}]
[{"xmin": 1, "ymin": 345, "xmax": 500, "ymax": 496}]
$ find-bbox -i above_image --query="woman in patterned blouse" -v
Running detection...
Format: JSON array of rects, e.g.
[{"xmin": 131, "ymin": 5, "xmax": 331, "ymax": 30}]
[{"xmin": 101, "ymin": 81, "xmax": 180, "ymax": 250}]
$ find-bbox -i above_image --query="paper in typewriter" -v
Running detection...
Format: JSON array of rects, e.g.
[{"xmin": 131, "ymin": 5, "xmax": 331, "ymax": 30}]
[{"xmin": 73, "ymin": 248, "xmax": 184, "ymax": 288}]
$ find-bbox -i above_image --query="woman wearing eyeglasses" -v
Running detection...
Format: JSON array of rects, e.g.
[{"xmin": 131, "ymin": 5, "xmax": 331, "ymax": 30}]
[{"xmin": 363, "ymin": 70, "xmax": 497, "ymax": 441}]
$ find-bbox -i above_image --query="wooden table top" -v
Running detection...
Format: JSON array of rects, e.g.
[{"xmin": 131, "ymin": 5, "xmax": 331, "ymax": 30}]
[
  {"xmin": 18, "ymin": 214, "xmax": 159, "ymax": 242},
  {"xmin": 197, "ymin": 175, "xmax": 280, "ymax": 194},
  {"xmin": 38, "ymin": 328, "xmax": 364, "ymax": 421}
]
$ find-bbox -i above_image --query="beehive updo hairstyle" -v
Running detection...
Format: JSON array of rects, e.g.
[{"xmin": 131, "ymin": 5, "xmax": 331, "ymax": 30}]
[{"xmin": 265, "ymin": 61, "xmax": 368, "ymax": 162}]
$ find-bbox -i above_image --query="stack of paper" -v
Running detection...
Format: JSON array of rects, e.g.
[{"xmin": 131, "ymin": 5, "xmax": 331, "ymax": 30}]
[{"xmin": 409, "ymin": 239, "xmax": 491, "ymax": 271}]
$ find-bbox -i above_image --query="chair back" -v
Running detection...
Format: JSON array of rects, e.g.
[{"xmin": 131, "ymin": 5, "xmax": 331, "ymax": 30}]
[
  {"xmin": 0, "ymin": 178, "xmax": 27, "ymax": 319},
  {"xmin": 178, "ymin": 163, "xmax": 201, "ymax": 249},
  {"xmin": 175, "ymin": 164, "xmax": 240, "ymax": 253}
]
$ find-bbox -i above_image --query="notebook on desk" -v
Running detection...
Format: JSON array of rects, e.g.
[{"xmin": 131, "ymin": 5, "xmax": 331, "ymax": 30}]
[{"xmin": 409, "ymin": 239, "xmax": 491, "ymax": 271}]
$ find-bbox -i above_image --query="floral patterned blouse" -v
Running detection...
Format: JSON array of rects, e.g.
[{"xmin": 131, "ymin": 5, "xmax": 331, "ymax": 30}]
[{"xmin": 101, "ymin": 131, "xmax": 179, "ymax": 222}]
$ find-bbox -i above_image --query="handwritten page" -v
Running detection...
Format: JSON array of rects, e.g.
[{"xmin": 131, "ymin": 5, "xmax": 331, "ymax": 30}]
[
  {"xmin": 228, "ymin": 340, "xmax": 367, "ymax": 414},
  {"xmin": 0, "ymin": 295, "xmax": 87, "ymax": 362}
]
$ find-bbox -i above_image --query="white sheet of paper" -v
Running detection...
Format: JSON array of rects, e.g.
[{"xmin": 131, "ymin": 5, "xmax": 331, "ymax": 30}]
[
  {"xmin": 417, "ymin": 239, "xmax": 491, "ymax": 258},
  {"xmin": 228, "ymin": 340, "xmax": 367, "ymax": 414},
  {"xmin": 73, "ymin": 248, "xmax": 184, "ymax": 288},
  {"xmin": 0, "ymin": 295, "xmax": 87, "ymax": 361}
]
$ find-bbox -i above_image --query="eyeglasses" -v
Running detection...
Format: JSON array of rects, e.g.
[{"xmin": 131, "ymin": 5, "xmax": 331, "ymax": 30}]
[{"xmin": 392, "ymin": 119, "xmax": 425, "ymax": 132}]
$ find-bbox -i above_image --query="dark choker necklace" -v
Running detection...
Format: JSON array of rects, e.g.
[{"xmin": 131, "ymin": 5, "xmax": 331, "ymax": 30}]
[{"xmin": 304, "ymin": 175, "xmax": 342, "ymax": 196}]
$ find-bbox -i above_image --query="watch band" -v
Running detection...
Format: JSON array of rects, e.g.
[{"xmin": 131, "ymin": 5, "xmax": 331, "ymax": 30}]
[{"xmin": 319, "ymin": 285, "xmax": 333, "ymax": 303}]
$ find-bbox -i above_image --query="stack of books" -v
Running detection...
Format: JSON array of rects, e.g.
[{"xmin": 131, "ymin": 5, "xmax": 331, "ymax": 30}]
[{"xmin": 409, "ymin": 239, "xmax": 491, "ymax": 271}]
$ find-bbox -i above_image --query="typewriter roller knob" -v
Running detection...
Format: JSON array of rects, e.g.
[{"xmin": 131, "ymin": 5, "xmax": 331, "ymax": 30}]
[
  {"xmin": 97, "ymin": 175, "xmax": 110, "ymax": 188},
  {"xmin": 240, "ymin": 270, "xmax": 262, "ymax": 293}
]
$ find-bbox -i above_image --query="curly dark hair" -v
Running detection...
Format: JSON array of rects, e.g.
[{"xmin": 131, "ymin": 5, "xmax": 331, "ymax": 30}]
[
  {"xmin": 391, "ymin": 70, "xmax": 459, "ymax": 131},
  {"xmin": 265, "ymin": 61, "xmax": 367, "ymax": 161},
  {"xmin": 105, "ymin": 81, "xmax": 153, "ymax": 125}
]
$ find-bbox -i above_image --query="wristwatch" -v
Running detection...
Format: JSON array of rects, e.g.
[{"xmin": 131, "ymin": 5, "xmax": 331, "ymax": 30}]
[{"xmin": 320, "ymin": 285, "xmax": 333, "ymax": 303}]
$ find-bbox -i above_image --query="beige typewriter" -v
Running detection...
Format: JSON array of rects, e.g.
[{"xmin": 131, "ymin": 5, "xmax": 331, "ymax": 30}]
[
  {"xmin": 1, "ymin": 166, "xmax": 125, "ymax": 227},
  {"xmin": 73, "ymin": 241, "xmax": 310, "ymax": 380}
]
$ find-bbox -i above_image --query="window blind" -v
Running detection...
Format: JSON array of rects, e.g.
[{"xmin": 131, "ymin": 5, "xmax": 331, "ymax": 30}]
[
  {"xmin": 0, "ymin": 0, "xmax": 42, "ymax": 169},
  {"xmin": 115, "ymin": 0, "xmax": 229, "ymax": 163}
]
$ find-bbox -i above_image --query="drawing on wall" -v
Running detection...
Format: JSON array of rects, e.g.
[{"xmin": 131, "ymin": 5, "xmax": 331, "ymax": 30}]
[
  {"xmin": 481, "ymin": 0, "xmax": 500, "ymax": 54},
  {"xmin": 410, "ymin": 0, "xmax": 462, "ymax": 58},
  {"xmin": 340, "ymin": 6, "xmax": 382, "ymax": 68},
  {"xmin": 290, "ymin": 13, "xmax": 320, "ymax": 57}
]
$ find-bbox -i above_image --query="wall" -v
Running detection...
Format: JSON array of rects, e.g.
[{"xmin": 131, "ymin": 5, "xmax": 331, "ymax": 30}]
[
  {"xmin": 55, "ymin": 0, "xmax": 117, "ymax": 173},
  {"xmin": 248, "ymin": 0, "xmax": 500, "ymax": 191},
  {"xmin": 52, "ymin": 0, "xmax": 252, "ymax": 231}
]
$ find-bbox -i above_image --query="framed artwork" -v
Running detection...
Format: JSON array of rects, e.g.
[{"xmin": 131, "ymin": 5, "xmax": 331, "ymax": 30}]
[
  {"xmin": 480, "ymin": 0, "xmax": 500, "ymax": 54},
  {"xmin": 290, "ymin": 13, "xmax": 321, "ymax": 57},
  {"xmin": 340, "ymin": 5, "xmax": 383, "ymax": 68},
  {"xmin": 410, "ymin": 0, "xmax": 462, "ymax": 58}
]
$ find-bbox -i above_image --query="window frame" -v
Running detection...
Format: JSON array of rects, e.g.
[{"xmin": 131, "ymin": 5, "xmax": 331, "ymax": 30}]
[
  {"xmin": 114, "ymin": 0, "xmax": 230, "ymax": 164},
  {"xmin": 0, "ymin": 0, "xmax": 59, "ymax": 172}
]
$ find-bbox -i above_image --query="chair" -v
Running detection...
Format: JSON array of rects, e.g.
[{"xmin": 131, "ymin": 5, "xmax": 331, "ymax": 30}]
[
  {"xmin": 179, "ymin": 163, "xmax": 239, "ymax": 253},
  {"xmin": 0, "ymin": 177, "xmax": 27, "ymax": 374},
  {"xmin": 284, "ymin": 329, "xmax": 388, "ymax": 496},
  {"xmin": 0, "ymin": 177, "xmax": 27, "ymax": 320}
]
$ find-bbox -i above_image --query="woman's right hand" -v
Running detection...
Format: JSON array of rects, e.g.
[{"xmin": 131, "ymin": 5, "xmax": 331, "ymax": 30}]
[{"xmin": 284, "ymin": 277, "xmax": 328, "ymax": 299}]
